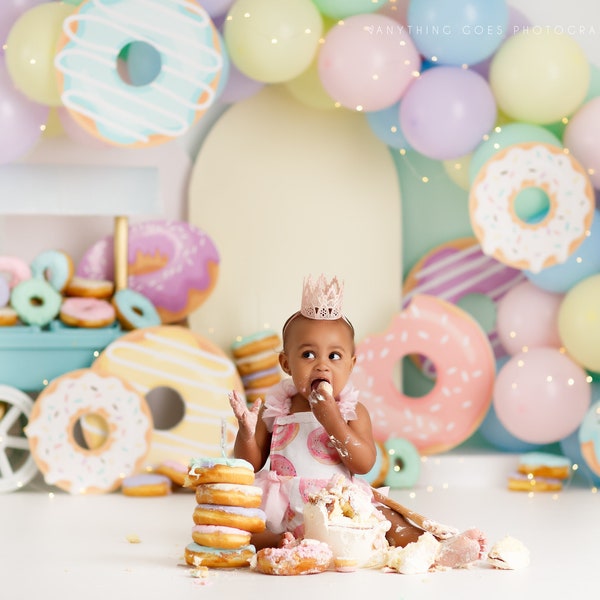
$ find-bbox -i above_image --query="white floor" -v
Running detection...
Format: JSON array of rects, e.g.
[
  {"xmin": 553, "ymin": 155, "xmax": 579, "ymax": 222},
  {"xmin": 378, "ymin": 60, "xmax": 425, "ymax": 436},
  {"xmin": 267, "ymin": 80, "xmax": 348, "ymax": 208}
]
[{"xmin": 3, "ymin": 452, "xmax": 599, "ymax": 600}]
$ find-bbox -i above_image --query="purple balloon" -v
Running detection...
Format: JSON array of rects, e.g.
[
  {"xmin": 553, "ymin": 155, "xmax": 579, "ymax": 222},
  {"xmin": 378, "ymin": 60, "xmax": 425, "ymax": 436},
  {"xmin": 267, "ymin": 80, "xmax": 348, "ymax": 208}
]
[
  {"xmin": 218, "ymin": 62, "xmax": 265, "ymax": 105},
  {"xmin": 399, "ymin": 66, "xmax": 497, "ymax": 160},
  {"xmin": 0, "ymin": 61, "xmax": 49, "ymax": 164}
]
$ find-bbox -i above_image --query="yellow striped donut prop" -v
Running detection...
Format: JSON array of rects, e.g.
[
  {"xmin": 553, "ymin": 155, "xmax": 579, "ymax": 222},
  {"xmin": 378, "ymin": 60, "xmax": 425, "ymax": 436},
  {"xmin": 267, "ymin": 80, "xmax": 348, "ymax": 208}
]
[
  {"xmin": 55, "ymin": 0, "xmax": 224, "ymax": 147},
  {"xmin": 25, "ymin": 369, "xmax": 153, "ymax": 494},
  {"xmin": 470, "ymin": 142, "xmax": 595, "ymax": 274},
  {"xmin": 350, "ymin": 295, "xmax": 495, "ymax": 455},
  {"xmin": 91, "ymin": 326, "xmax": 244, "ymax": 468}
]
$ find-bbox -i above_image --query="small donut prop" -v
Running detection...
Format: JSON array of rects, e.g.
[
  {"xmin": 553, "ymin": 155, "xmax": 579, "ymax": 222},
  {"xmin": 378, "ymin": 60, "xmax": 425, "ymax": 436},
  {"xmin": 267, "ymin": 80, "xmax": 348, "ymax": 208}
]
[
  {"xmin": 55, "ymin": 0, "xmax": 224, "ymax": 147},
  {"xmin": 383, "ymin": 438, "xmax": 421, "ymax": 489},
  {"xmin": 91, "ymin": 326, "xmax": 244, "ymax": 468},
  {"xmin": 403, "ymin": 237, "xmax": 525, "ymax": 373},
  {"xmin": 77, "ymin": 220, "xmax": 219, "ymax": 324},
  {"xmin": 25, "ymin": 369, "xmax": 153, "ymax": 494},
  {"xmin": 0, "ymin": 256, "xmax": 31, "ymax": 288},
  {"xmin": 351, "ymin": 295, "xmax": 495, "ymax": 455},
  {"xmin": 0, "ymin": 385, "xmax": 39, "ymax": 492},
  {"xmin": 10, "ymin": 278, "xmax": 62, "ymax": 327},
  {"xmin": 470, "ymin": 142, "xmax": 595, "ymax": 273}
]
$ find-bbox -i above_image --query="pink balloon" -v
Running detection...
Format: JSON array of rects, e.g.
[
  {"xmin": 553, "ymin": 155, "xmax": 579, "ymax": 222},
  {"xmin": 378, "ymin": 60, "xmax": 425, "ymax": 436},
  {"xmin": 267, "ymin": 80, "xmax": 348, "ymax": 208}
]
[
  {"xmin": 318, "ymin": 14, "xmax": 421, "ymax": 112},
  {"xmin": 496, "ymin": 281, "xmax": 563, "ymax": 355},
  {"xmin": 564, "ymin": 96, "xmax": 600, "ymax": 190},
  {"xmin": 493, "ymin": 348, "xmax": 591, "ymax": 444},
  {"xmin": 0, "ymin": 61, "xmax": 48, "ymax": 164},
  {"xmin": 399, "ymin": 66, "xmax": 497, "ymax": 160}
]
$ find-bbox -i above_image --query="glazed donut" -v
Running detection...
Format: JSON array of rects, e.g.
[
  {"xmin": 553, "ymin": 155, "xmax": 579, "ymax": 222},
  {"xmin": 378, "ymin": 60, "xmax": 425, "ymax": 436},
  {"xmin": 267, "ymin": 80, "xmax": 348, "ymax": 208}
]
[
  {"xmin": 55, "ymin": 0, "xmax": 224, "ymax": 147},
  {"xmin": 30, "ymin": 250, "xmax": 74, "ymax": 293},
  {"xmin": 184, "ymin": 542, "xmax": 255, "ymax": 569},
  {"xmin": 383, "ymin": 438, "xmax": 421, "ymax": 489},
  {"xmin": 65, "ymin": 275, "xmax": 114, "ymax": 299},
  {"xmin": 77, "ymin": 220, "xmax": 220, "ymax": 323},
  {"xmin": 403, "ymin": 237, "xmax": 525, "ymax": 373},
  {"xmin": 0, "ymin": 307, "xmax": 19, "ymax": 327},
  {"xmin": 121, "ymin": 473, "xmax": 171, "ymax": 497},
  {"xmin": 186, "ymin": 456, "xmax": 255, "ymax": 487},
  {"xmin": 470, "ymin": 142, "xmax": 595, "ymax": 273},
  {"xmin": 231, "ymin": 330, "xmax": 281, "ymax": 360},
  {"xmin": 0, "ymin": 276, "xmax": 9, "ymax": 308},
  {"xmin": 191, "ymin": 525, "xmax": 251, "ymax": 549},
  {"xmin": 10, "ymin": 278, "xmax": 62, "ymax": 326},
  {"xmin": 350, "ymin": 294, "xmax": 495, "ymax": 455},
  {"xmin": 358, "ymin": 440, "xmax": 389, "ymax": 488},
  {"xmin": 193, "ymin": 504, "xmax": 267, "ymax": 533},
  {"xmin": 517, "ymin": 451, "xmax": 572, "ymax": 480},
  {"xmin": 507, "ymin": 472, "xmax": 563, "ymax": 492},
  {"xmin": 154, "ymin": 460, "xmax": 188, "ymax": 487},
  {"xmin": 252, "ymin": 537, "xmax": 333, "ymax": 576},
  {"xmin": 579, "ymin": 399, "xmax": 600, "ymax": 477},
  {"xmin": 59, "ymin": 297, "xmax": 116, "ymax": 328},
  {"xmin": 111, "ymin": 288, "xmax": 161, "ymax": 330},
  {"xmin": 0, "ymin": 255, "xmax": 31, "ymax": 288},
  {"xmin": 0, "ymin": 385, "xmax": 39, "ymax": 492},
  {"xmin": 25, "ymin": 369, "xmax": 153, "ymax": 494},
  {"xmin": 91, "ymin": 326, "xmax": 244, "ymax": 468},
  {"xmin": 195, "ymin": 483, "xmax": 263, "ymax": 508}
]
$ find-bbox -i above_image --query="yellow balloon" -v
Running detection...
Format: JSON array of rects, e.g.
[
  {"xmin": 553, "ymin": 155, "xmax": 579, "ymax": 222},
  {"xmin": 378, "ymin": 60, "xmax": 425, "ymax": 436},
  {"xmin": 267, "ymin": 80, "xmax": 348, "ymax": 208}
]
[
  {"xmin": 442, "ymin": 154, "xmax": 471, "ymax": 191},
  {"xmin": 490, "ymin": 31, "xmax": 590, "ymax": 125},
  {"xmin": 558, "ymin": 274, "xmax": 600, "ymax": 372},
  {"xmin": 5, "ymin": 2, "xmax": 75, "ymax": 106},
  {"xmin": 283, "ymin": 59, "xmax": 338, "ymax": 110},
  {"xmin": 224, "ymin": 0, "xmax": 322, "ymax": 83},
  {"xmin": 41, "ymin": 108, "xmax": 65, "ymax": 139}
]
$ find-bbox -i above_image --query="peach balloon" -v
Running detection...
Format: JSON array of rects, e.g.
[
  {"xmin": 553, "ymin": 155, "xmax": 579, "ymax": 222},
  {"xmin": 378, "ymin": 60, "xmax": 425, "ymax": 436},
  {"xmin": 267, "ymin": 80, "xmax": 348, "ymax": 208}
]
[{"xmin": 564, "ymin": 97, "xmax": 600, "ymax": 189}]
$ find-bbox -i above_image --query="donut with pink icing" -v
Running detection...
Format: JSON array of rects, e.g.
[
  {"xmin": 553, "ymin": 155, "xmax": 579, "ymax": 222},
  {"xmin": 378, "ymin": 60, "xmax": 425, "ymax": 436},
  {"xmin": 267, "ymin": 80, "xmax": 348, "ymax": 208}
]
[
  {"xmin": 59, "ymin": 297, "xmax": 116, "ymax": 328},
  {"xmin": 0, "ymin": 256, "xmax": 31, "ymax": 288},
  {"xmin": 270, "ymin": 454, "xmax": 297, "ymax": 477},
  {"xmin": 307, "ymin": 428, "xmax": 340, "ymax": 465},
  {"xmin": 350, "ymin": 294, "xmax": 495, "ymax": 455},
  {"xmin": 271, "ymin": 422, "xmax": 299, "ymax": 452},
  {"xmin": 76, "ymin": 220, "xmax": 219, "ymax": 323}
]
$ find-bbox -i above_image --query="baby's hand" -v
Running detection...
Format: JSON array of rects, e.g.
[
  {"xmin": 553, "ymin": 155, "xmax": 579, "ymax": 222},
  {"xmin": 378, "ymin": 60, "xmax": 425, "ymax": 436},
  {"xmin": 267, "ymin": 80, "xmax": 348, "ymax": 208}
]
[
  {"xmin": 308, "ymin": 381, "xmax": 335, "ymax": 420},
  {"xmin": 228, "ymin": 390, "xmax": 261, "ymax": 435}
]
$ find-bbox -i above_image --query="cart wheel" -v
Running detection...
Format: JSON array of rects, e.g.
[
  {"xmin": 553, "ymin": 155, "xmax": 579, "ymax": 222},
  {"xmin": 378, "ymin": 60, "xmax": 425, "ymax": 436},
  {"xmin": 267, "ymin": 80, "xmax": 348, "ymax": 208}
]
[{"xmin": 0, "ymin": 385, "xmax": 38, "ymax": 492}]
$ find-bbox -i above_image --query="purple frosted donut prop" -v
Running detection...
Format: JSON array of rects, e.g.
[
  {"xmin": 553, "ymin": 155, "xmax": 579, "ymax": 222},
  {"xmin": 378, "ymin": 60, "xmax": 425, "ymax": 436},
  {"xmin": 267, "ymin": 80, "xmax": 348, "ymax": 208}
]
[{"xmin": 76, "ymin": 220, "xmax": 219, "ymax": 324}]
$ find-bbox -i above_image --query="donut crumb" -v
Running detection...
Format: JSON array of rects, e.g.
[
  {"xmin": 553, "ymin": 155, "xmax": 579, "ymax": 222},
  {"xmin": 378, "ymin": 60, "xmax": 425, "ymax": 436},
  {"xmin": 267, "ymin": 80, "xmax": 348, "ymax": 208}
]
[{"xmin": 126, "ymin": 534, "xmax": 141, "ymax": 544}]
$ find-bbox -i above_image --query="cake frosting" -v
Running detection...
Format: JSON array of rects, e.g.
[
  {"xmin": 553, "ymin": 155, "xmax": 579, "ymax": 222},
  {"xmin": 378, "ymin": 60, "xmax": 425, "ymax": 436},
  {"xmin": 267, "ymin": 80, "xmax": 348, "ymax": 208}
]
[
  {"xmin": 487, "ymin": 535, "xmax": 530, "ymax": 570},
  {"xmin": 385, "ymin": 531, "xmax": 440, "ymax": 574}
]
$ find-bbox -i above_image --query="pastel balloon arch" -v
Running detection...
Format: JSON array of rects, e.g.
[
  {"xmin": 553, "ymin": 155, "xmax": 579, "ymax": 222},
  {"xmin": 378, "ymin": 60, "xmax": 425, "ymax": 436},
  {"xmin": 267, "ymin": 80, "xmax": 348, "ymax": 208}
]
[{"xmin": 2, "ymin": 0, "xmax": 600, "ymax": 472}]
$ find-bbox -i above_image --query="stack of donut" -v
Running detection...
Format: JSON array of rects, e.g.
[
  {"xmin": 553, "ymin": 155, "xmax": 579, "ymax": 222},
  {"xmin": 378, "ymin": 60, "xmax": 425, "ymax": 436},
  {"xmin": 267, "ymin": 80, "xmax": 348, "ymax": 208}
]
[
  {"xmin": 231, "ymin": 330, "xmax": 283, "ymax": 404},
  {"xmin": 183, "ymin": 457, "xmax": 266, "ymax": 569},
  {"xmin": 0, "ymin": 250, "xmax": 160, "ymax": 331}
]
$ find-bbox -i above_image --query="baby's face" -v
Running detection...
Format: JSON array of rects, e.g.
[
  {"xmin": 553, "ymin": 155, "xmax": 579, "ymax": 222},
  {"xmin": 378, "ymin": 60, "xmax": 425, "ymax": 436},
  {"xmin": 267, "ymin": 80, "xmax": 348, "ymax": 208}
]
[{"xmin": 280, "ymin": 316, "xmax": 356, "ymax": 399}]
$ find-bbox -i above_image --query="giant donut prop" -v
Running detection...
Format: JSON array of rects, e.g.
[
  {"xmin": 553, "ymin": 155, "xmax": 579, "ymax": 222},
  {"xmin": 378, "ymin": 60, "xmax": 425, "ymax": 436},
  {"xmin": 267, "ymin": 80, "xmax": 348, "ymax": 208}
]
[
  {"xmin": 403, "ymin": 237, "xmax": 525, "ymax": 373},
  {"xmin": 351, "ymin": 295, "xmax": 495, "ymax": 455},
  {"xmin": 55, "ymin": 0, "xmax": 224, "ymax": 147},
  {"xmin": 470, "ymin": 142, "xmax": 594, "ymax": 274}
]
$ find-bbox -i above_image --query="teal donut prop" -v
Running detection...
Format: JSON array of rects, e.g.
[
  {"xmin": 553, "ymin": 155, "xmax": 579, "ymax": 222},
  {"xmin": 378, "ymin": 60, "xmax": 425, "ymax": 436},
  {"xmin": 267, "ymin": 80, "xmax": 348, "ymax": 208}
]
[
  {"xmin": 11, "ymin": 278, "xmax": 62, "ymax": 326},
  {"xmin": 358, "ymin": 441, "xmax": 389, "ymax": 488},
  {"xmin": 30, "ymin": 250, "xmax": 73, "ymax": 293},
  {"xmin": 113, "ymin": 288, "xmax": 161, "ymax": 330},
  {"xmin": 384, "ymin": 437, "xmax": 421, "ymax": 489}
]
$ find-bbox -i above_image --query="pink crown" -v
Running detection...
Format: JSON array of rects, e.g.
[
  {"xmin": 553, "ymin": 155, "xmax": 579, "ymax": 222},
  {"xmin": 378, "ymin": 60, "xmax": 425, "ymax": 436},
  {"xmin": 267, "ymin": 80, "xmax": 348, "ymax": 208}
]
[{"xmin": 301, "ymin": 274, "xmax": 344, "ymax": 320}]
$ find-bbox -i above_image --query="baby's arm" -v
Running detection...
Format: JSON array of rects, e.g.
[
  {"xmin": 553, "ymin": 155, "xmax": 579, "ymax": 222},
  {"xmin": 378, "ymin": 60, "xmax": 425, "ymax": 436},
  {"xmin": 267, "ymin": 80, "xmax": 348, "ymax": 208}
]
[
  {"xmin": 228, "ymin": 390, "xmax": 270, "ymax": 472},
  {"xmin": 309, "ymin": 385, "xmax": 376, "ymax": 475}
]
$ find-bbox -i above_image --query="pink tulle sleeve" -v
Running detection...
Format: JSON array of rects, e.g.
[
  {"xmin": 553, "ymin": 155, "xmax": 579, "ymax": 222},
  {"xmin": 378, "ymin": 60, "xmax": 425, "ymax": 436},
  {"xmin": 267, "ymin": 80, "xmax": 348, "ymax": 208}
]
[
  {"xmin": 338, "ymin": 381, "xmax": 359, "ymax": 421},
  {"xmin": 261, "ymin": 379, "xmax": 295, "ymax": 432}
]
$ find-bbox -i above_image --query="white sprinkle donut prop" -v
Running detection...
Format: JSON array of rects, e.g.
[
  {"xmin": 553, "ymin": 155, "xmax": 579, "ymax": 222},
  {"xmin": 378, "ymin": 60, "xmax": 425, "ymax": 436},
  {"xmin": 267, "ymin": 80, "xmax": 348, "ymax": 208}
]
[
  {"xmin": 0, "ymin": 385, "xmax": 39, "ymax": 493},
  {"xmin": 54, "ymin": 0, "xmax": 224, "ymax": 147},
  {"xmin": 25, "ymin": 369, "xmax": 153, "ymax": 494},
  {"xmin": 383, "ymin": 438, "xmax": 421, "ymax": 489},
  {"xmin": 350, "ymin": 295, "xmax": 495, "ymax": 455},
  {"xmin": 469, "ymin": 142, "xmax": 595, "ymax": 274},
  {"xmin": 579, "ymin": 400, "xmax": 600, "ymax": 477},
  {"xmin": 10, "ymin": 278, "xmax": 62, "ymax": 327},
  {"xmin": 0, "ymin": 255, "xmax": 32, "ymax": 288},
  {"xmin": 403, "ymin": 237, "xmax": 525, "ymax": 374},
  {"xmin": 91, "ymin": 326, "xmax": 244, "ymax": 468},
  {"xmin": 30, "ymin": 250, "xmax": 74, "ymax": 293},
  {"xmin": 77, "ymin": 220, "xmax": 219, "ymax": 323}
]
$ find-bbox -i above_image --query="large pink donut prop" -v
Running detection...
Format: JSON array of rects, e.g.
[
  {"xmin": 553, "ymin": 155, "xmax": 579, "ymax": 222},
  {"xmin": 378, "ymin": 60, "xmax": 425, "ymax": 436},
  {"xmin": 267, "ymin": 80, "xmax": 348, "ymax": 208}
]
[{"xmin": 351, "ymin": 294, "xmax": 495, "ymax": 455}]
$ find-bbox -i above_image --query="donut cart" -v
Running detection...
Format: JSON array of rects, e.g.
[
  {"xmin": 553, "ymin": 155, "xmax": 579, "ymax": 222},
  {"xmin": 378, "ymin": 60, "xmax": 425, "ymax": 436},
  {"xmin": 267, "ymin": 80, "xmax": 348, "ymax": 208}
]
[{"xmin": 0, "ymin": 162, "xmax": 159, "ymax": 492}]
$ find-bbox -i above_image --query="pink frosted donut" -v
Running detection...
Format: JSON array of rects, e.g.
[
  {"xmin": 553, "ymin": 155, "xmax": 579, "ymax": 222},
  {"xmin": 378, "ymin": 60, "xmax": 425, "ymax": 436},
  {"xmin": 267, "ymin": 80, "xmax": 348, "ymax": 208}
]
[
  {"xmin": 270, "ymin": 454, "xmax": 297, "ymax": 477},
  {"xmin": 0, "ymin": 255, "xmax": 31, "ymax": 288},
  {"xmin": 307, "ymin": 428, "xmax": 340, "ymax": 465},
  {"xmin": 350, "ymin": 294, "xmax": 495, "ymax": 455},
  {"xmin": 271, "ymin": 422, "xmax": 299, "ymax": 451},
  {"xmin": 76, "ymin": 220, "xmax": 219, "ymax": 323},
  {"xmin": 403, "ymin": 237, "xmax": 525, "ymax": 374},
  {"xmin": 59, "ymin": 297, "xmax": 116, "ymax": 328}
]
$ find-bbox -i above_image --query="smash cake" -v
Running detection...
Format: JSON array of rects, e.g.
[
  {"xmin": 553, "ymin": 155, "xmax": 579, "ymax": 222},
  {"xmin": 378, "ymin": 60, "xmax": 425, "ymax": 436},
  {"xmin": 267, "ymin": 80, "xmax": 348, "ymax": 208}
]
[{"xmin": 303, "ymin": 475, "xmax": 390, "ymax": 570}]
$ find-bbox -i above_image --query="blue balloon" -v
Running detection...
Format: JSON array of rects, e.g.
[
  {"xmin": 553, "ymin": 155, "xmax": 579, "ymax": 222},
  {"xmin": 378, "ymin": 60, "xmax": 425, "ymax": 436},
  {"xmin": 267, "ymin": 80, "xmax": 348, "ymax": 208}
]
[
  {"xmin": 525, "ymin": 209, "xmax": 600, "ymax": 293},
  {"xmin": 407, "ymin": 0, "xmax": 509, "ymax": 66},
  {"xmin": 365, "ymin": 102, "xmax": 411, "ymax": 150}
]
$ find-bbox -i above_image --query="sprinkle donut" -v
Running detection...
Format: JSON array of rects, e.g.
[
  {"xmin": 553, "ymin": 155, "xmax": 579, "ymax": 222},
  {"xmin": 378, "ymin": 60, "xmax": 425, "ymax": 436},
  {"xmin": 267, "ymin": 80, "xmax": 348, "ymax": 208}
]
[
  {"xmin": 470, "ymin": 142, "xmax": 595, "ymax": 274},
  {"xmin": 91, "ymin": 326, "xmax": 244, "ymax": 467},
  {"xmin": 25, "ymin": 369, "xmax": 153, "ymax": 494},
  {"xmin": 0, "ymin": 385, "xmax": 39, "ymax": 492},
  {"xmin": 77, "ymin": 220, "xmax": 219, "ymax": 323},
  {"xmin": 55, "ymin": 0, "xmax": 224, "ymax": 147},
  {"xmin": 403, "ymin": 237, "xmax": 525, "ymax": 374},
  {"xmin": 350, "ymin": 295, "xmax": 495, "ymax": 455}
]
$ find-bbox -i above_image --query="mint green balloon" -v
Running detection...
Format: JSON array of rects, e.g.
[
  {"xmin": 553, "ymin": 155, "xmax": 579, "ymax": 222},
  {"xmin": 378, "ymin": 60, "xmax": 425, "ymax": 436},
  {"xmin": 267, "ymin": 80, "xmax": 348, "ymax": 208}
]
[
  {"xmin": 585, "ymin": 63, "xmax": 600, "ymax": 101},
  {"xmin": 312, "ymin": 0, "xmax": 384, "ymax": 20}
]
